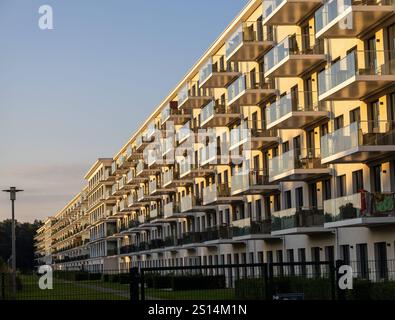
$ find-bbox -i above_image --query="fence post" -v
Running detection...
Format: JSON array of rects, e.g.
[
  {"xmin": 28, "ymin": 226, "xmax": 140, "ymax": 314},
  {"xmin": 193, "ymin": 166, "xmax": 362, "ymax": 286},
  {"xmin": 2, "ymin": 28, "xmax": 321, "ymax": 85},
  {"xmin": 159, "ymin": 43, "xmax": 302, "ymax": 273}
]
[
  {"xmin": 266, "ymin": 263, "xmax": 273, "ymax": 301},
  {"xmin": 140, "ymin": 269, "xmax": 145, "ymax": 301},
  {"xmin": 1, "ymin": 273, "xmax": 5, "ymax": 300},
  {"xmin": 262, "ymin": 263, "xmax": 270, "ymax": 301},
  {"xmin": 329, "ymin": 261, "xmax": 336, "ymax": 300},
  {"xmin": 335, "ymin": 259, "xmax": 346, "ymax": 301},
  {"xmin": 129, "ymin": 267, "xmax": 140, "ymax": 302}
]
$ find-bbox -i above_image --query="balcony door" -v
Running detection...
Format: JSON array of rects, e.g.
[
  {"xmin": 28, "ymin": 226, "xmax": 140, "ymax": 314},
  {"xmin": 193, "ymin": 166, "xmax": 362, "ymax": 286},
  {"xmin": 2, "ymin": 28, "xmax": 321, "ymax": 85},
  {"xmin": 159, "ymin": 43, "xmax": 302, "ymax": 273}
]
[
  {"xmin": 365, "ymin": 36, "xmax": 377, "ymax": 73},
  {"xmin": 369, "ymin": 100, "xmax": 380, "ymax": 132},
  {"xmin": 291, "ymin": 85, "xmax": 299, "ymax": 111}
]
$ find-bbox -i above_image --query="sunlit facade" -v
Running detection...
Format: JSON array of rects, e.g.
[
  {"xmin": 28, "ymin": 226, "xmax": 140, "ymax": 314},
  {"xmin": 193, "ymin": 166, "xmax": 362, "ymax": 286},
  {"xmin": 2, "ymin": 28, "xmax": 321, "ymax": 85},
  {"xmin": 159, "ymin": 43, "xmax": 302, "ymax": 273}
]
[{"xmin": 36, "ymin": 0, "xmax": 395, "ymax": 277}]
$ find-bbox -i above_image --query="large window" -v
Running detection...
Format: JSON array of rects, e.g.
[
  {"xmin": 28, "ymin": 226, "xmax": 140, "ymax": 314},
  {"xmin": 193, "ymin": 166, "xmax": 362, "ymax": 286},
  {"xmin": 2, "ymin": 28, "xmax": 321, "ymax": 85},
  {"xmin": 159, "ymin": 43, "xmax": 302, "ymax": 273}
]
[{"xmin": 352, "ymin": 170, "xmax": 364, "ymax": 193}]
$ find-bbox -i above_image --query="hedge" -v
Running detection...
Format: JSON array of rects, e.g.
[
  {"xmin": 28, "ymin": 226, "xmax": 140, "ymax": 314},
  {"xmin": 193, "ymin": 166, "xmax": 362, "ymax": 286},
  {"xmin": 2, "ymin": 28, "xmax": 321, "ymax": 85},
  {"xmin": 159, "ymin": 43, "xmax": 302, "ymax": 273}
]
[
  {"xmin": 54, "ymin": 271, "xmax": 101, "ymax": 281},
  {"xmin": 144, "ymin": 274, "xmax": 226, "ymax": 291},
  {"xmin": 235, "ymin": 278, "xmax": 265, "ymax": 300},
  {"xmin": 346, "ymin": 280, "xmax": 395, "ymax": 300}
]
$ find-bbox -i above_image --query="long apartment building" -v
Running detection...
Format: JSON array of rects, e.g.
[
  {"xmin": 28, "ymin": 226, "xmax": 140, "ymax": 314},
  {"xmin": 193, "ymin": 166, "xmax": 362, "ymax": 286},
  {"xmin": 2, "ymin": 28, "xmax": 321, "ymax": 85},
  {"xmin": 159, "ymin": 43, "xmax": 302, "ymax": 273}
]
[{"xmin": 36, "ymin": 0, "xmax": 395, "ymax": 277}]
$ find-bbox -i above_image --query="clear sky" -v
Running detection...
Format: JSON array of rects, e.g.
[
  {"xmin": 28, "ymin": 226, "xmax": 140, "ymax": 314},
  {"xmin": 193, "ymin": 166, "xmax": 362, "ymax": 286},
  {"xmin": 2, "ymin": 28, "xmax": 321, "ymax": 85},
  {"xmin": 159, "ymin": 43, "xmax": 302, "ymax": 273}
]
[{"xmin": 0, "ymin": 0, "xmax": 249, "ymax": 222}]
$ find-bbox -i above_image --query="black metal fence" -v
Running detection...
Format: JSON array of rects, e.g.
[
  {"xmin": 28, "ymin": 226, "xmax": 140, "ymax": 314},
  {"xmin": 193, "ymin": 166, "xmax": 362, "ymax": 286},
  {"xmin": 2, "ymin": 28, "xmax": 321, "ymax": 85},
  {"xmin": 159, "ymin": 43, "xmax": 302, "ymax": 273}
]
[{"xmin": 2, "ymin": 260, "xmax": 395, "ymax": 300}]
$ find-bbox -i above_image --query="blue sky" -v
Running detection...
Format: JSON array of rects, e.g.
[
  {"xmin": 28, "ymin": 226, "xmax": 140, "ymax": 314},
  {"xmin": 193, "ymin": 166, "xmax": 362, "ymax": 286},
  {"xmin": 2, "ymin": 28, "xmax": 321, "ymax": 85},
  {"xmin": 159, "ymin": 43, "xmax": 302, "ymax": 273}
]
[{"xmin": 0, "ymin": 0, "xmax": 249, "ymax": 222}]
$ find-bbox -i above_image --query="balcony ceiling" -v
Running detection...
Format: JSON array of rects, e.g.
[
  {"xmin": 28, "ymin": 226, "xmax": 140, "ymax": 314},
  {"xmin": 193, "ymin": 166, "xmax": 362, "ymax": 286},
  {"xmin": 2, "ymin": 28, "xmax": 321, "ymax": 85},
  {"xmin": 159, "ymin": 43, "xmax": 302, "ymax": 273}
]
[
  {"xmin": 269, "ymin": 168, "xmax": 332, "ymax": 183},
  {"xmin": 227, "ymin": 41, "xmax": 275, "ymax": 62},
  {"xmin": 316, "ymin": 7, "xmax": 395, "ymax": 39},
  {"xmin": 266, "ymin": 111, "xmax": 330, "ymax": 130},
  {"xmin": 229, "ymin": 88, "xmax": 277, "ymax": 107},
  {"xmin": 265, "ymin": 55, "xmax": 326, "ymax": 78},
  {"xmin": 200, "ymin": 72, "xmax": 240, "ymax": 89},
  {"xmin": 319, "ymin": 75, "xmax": 395, "ymax": 101},
  {"xmin": 263, "ymin": 0, "xmax": 324, "ymax": 26},
  {"xmin": 321, "ymin": 146, "xmax": 395, "ymax": 164}
]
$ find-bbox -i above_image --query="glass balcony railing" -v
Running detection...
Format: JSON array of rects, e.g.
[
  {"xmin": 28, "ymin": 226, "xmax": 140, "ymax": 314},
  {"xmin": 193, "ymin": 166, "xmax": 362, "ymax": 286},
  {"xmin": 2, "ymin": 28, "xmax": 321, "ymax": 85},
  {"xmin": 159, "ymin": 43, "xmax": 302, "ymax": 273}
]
[
  {"xmin": 321, "ymin": 121, "xmax": 395, "ymax": 160},
  {"xmin": 178, "ymin": 82, "xmax": 212, "ymax": 108},
  {"xmin": 231, "ymin": 170, "xmax": 271, "ymax": 193},
  {"xmin": 163, "ymin": 169, "xmax": 175, "ymax": 186},
  {"xmin": 271, "ymin": 207, "xmax": 325, "ymax": 232},
  {"xmin": 199, "ymin": 142, "xmax": 218, "ymax": 165},
  {"xmin": 315, "ymin": 0, "xmax": 395, "ymax": 35},
  {"xmin": 111, "ymin": 162, "xmax": 117, "ymax": 174},
  {"xmin": 200, "ymin": 100, "xmax": 239, "ymax": 126},
  {"xmin": 176, "ymin": 121, "xmax": 191, "ymax": 143},
  {"xmin": 178, "ymin": 83, "xmax": 189, "ymax": 108},
  {"xmin": 203, "ymin": 183, "xmax": 232, "ymax": 205},
  {"xmin": 180, "ymin": 195, "xmax": 193, "ymax": 212},
  {"xmin": 136, "ymin": 161, "xmax": 145, "ymax": 175},
  {"xmin": 149, "ymin": 179, "xmax": 158, "ymax": 194},
  {"xmin": 199, "ymin": 56, "xmax": 239, "ymax": 86},
  {"xmin": 269, "ymin": 148, "xmax": 327, "ymax": 179},
  {"xmin": 127, "ymin": 193, "xmax": 137, "ymax": 207},
  {"xmin": 179, "ymin": 156, "xmax": 197, "ymax": 176},
  {"xmin": 227, "ymin": 72, "xmax": 271, "ymax": 103},
  {"xmin": 232, "ymin": 218, "xmax": 272, "ymax": 237},
  {"xmin": 264, "ymin": 34, "xmax": 324, "ymax": 72},
  {"xmin": 226, "ymin": 22, "xmax": 274, "ymax": 59},
  {"xmin": 111, "ymin": 183, "xmax": 118, "ymax": 195},
  {"xmin": 263, "ymin": 0, "xmax": 287, "ymax": 19},
  {"xmin": 137, "ymin": 187, "xmax": 145, "ymax": 201},
  {"xmin": 318, "ymin": 50, "xmax": 395, "ymax": 97},
  {"xmin": 324, "ymin": 192, "xmax": 395, "ymax": 223},
  {"xmin": 162, "ymin": 136, "xmax": 173, "ymax": 156},
  {"xmin": 266, "ymin": 91, "xmax": 326, "ymax": 125}
]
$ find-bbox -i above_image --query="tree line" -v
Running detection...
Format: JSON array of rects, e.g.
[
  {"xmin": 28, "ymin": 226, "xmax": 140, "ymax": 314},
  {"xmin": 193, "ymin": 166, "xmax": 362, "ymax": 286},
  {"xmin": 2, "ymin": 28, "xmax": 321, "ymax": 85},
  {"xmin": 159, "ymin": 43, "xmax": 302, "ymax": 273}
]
[{"xmin": 0, "ymin": 220, "xmax": 42, "ymax": 271}]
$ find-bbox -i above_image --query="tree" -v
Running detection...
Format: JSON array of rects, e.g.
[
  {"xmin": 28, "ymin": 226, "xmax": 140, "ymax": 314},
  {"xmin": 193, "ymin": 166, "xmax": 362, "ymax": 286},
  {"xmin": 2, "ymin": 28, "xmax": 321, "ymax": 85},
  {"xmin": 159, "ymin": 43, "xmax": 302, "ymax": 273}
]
[{"xmin": 0, "ymin": 220, "xmax": 42, "ymax": 271}]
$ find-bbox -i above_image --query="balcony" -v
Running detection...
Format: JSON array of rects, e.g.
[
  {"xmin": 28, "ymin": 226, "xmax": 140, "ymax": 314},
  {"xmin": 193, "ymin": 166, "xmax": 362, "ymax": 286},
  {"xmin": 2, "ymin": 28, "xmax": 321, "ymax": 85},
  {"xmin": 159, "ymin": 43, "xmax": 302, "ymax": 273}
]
[
  {"xmin": 266, "ymin": 91, "xmax": 330, "ymax": 130},
  {"xmin": 271, "ymin": 207, "xmax": 326, "ymax": 235},
  {"xmin": 199, "ymin": 142, "xmax": 222, "ymax": 167},
  {"xmin": 263, "ymin": 0, "xmax": 324, "ymax": 25},
  {"xmin": 164, "ymin": 201, "xmax": 182, "ymax": 219},
  {"xmin": 137, "ymin": 187, "xmax": 160, "ymax": 203},
  {"xmin": 199, "ymin": 100, "xmax": 240, "ymax": 128},
  {"xmin": 180, "ymin": 194, "xmax": 215, "ymax": 213},
  {"xmin": 127, "ymin": 193, "xmax": 140, "ymax": 208},
  {"xmin": 321, "ymin": 121, "xmax": 395, "ymax": 164},
  {"xmin": 318, "ymin": 50, "xmax": 395, "ymax": 101},
  {"xmin": 126, "ymin": 145, "xmax": 143, "ymax": 163},
  {"xmin": 203, "ymin": 183, "xmax": 243, "ymax": 205},
  {"xmin": 103, "ymin": 168, "xmax": 115, "ymax": 182},
  {"xmin": 104, "ymin": 189, "xmax": 116, "ymax": 203},
  {"xmin": 227, "ymin": 73, "xmax": 276, "ymax": 107},
  {"xmin": 226, "ymin": 21, "xmax": 275, "ymax": 62},
  {"xmin": 149, "ymin": 179, "xmax": 175, "ymax": 195},
  {"xmin": 315, "ymin": 0, "xmax": 395, "ymax": 39},
  {"xmin": 231, "ymin": 218, "xmax": 272, "ymax": 239},
  {"xmin": 231, "ymin": 170, "xmax": 279, "ymax": 195},
  {"xmin": 161, "ymin": 136, "xmax": 174, "ymax": 159},
  {"xmin": 126, "ymin": 170, "xmax": 142, "ymax": 187},
  {"xmin": 135, "ymin": 133, "xmax": 153, "ymax": 152},
  {"xmin": 229, "ymin": 121, "xmax": 279, "ymax": 151},
  {"xmin": 176, "ymin": 121, "xmax": 192, "ymax": 145},
  {"xmin": 179, "ymin": 156, "xmax": 214, "ymax": 179},
  {"xmin": 119, "ymin": 199, "xmax": 131, "ymax": 213},
  {"xmin": 145, "ymin": 145, "xmax": 163, "ymax": 169},
  {"xmin": 269, "ymin": 148, "xmax": 331, "ymax": 182},
  {"xmin": 136, "ymin": 161, "xmax": 159, "ymax": 177},
  {"xmin": 199, "ymin": 56, "xmax": 240, "ymax": 89},
  {"xmin": 264, "ymin": 34, "xmax": 326, "ymax": 78},
  {"xmin": 324, "ymin": 192, "xmax": 395, "ymax": 228},
  {"xmin": 161, "ymin": 103, "xmax": 192, "ymax": 126},
  {"xmin": 149, "ymin": 207, "xmax": 162, "ymax": 220},
  {"xmin": 163, "ymin": 168, "xmax": 193, "ymax": 188},
  {"xmin": 177, "ymin": 82, "xmax": 213, "ymax": 110}
]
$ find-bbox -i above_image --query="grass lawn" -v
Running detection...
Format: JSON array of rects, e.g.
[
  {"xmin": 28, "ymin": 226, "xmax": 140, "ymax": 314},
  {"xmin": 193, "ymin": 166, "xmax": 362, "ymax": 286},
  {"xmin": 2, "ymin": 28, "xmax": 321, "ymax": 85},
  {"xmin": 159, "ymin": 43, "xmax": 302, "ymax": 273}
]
[{"xmin": 9, "ymin": 275, "xmax": 129, "ymax": 300}]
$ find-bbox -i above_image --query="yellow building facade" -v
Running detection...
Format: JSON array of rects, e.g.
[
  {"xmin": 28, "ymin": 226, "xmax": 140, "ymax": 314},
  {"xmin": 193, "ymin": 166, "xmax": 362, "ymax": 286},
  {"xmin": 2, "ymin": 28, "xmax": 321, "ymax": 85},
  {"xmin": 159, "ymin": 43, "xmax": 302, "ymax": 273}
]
[{"xmin": 35, "ymin": 0, "xmax": 395, "ymax": 277}]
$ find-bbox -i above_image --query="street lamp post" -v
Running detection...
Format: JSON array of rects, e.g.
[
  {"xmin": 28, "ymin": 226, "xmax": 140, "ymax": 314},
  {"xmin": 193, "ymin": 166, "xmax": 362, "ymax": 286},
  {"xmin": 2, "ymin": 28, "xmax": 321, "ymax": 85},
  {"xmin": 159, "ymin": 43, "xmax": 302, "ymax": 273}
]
[{"xmin": 2, "ymin": 187, "xmax": 23, "ymax": 295}]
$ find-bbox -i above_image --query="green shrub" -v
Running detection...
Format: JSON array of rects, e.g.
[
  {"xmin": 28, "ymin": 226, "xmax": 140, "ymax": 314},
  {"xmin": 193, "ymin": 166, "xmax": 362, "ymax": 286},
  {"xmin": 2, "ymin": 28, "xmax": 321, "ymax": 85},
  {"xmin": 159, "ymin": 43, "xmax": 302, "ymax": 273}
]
[
  {"xmin": 88, "ymin": 273, "xmax": 101, "ymax": 281},
  {"xmin": 235, "ymin": 278, "xmax": 265, "ymax": 300},
  {"xmin": 371, "ymin": 281, "xmax": 395, "ymax": 300},
  {"xmin": 102, "ymin": 274, "xmax": 110, "ymax": 282},
  {"xmin": 171, "ymin": 275, "xmax": 226, "ymax": 291},
  {"xmin": 346, "ymin": 279, "xmax": 372, "ymax": 300}
]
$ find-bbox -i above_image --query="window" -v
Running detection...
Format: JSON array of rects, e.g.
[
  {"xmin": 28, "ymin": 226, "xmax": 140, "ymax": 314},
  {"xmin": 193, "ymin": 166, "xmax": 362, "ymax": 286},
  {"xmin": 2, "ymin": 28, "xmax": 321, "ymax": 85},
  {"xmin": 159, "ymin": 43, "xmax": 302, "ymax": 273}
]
[
  {"xmin": 340, "ymin": 245, "xmax": 350, "ymax": 265},
  {"xmin": 334, "ymin": 115, "xmax": 344, "ymax": 130},
  {"xmin": 284, "ymin": 190, "xmax": 292, "ymax": 209},
  {"xmin": 371, "ymin": 164, "xmax": 382, "ymax": 193},
  {"xmin": 266, "ymin": 251, "xmax": 273, "ymax": 264},
  {"xmin": 323, "ymin": 179, "xmax": 332, "ymax": 200},
  {"xmin": 325, "ymin": 246, "xmax": 334, "ymax": 263},
  {"xmin": 274, "ymin": 194, "xmax": 281, "ymax": 211},
  {"xmin": 337, "ymin": 175, "xmax": 346, "ymax": 197},
  {"xmin": 374, "ymin": 242, "xmax": 388, "ymax": 280},
  {"xmin": 309, "ymin": 183, "xmax": 318, "ymax": 208},
  {"xmin": 287, "ymin": 249, "xmax": 295, "ymax": 276},
  {"xmin": 255, "ymin": 199, "xmax": 262, "ymax": 221},
  {"xmin": 282, "ymin": 141, "xmax": 289, "ymax": 153},
  {"xmin": 311, "ymin": 247, "xmax": 321, "ymax": 276},
  {"xmin": 356, "ymin": 243, "xmax": 368, "ymax": 279},
  {"xmin": 352, "ymin": 170, "xmax": 364, "ymax": 193},
  {"xmin": 350, "ymin": 107, "xmax": 360, "ymax": 123},
  {"xmin": 298, "ymin": 248, "xmax": 306, "ymax": 275},
  {"xmin": 295, "ymin": 187, "xmax": 304, "ymax": 209},
  {"xmin": 369, "ymin": 100, "xmax": 380, "ymax": 131}
]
